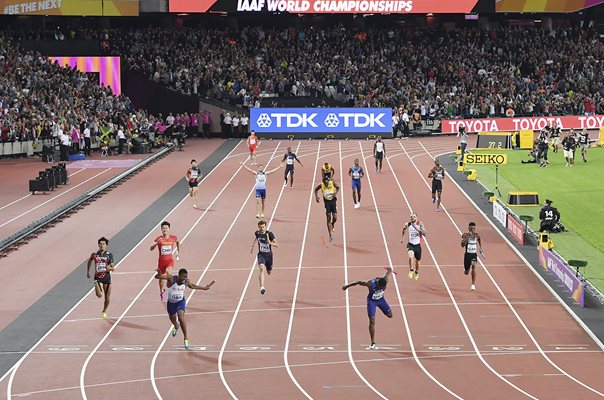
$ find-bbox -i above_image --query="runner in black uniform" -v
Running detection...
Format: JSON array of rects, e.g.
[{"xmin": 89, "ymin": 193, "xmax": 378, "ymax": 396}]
[
  {"xmin": 282, "ymin": 147, "xmax": 303, "ymax": 187},
  {"xmin": 550, "ymin": 122, "xmax": 561, "ymax": 153},
  {"xmin": 86, "ymin": 237, "xmax": 115, "ymax": 318},
  {"xmin": 537, "ymin": 128, "xmax": 549, "ymax": 167},
  {"xmin": 461, "ymin": 223, "xmax": 482, "ymax": 291},
  {"xmin": 428, "ymin": 159, "xmax": 445, "ymax": 212},
  {"xmin": 577, "ymin": 129, "xmax": 591, "ymax": 162},
  {"xmin": 562, "ymin": 132, "xmax": 577, "ymax": 167},
  {"xmin": 251, "ymin": 220, "xmax": 278, "ymax": 295},
  {"xmin": 185, "ymin": 159, "xmax": 202, "ymax": 209}
]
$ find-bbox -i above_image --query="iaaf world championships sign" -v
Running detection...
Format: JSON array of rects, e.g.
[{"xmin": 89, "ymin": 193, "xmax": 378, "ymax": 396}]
[
  {"xmin": 442, "ymin": 115, "xmax": 604, "ymax": 134},
  {"xmin": 236, "ymin": 0, "xmax": 477, "ymax": 13}
]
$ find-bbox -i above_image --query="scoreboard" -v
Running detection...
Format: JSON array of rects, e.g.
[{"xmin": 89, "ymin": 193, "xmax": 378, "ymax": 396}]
[{"xmin": 476, "ymin": 132, "xmax": 513, "ymax": 150}]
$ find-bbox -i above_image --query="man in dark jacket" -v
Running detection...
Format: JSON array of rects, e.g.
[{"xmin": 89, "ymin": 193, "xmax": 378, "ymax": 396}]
[{"xmin": 539, "ymin": 199, "xmax": 560, "ymax": 232}]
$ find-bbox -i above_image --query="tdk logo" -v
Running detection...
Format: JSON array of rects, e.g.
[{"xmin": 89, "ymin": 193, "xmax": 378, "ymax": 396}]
[{"xmin": 251, "ymin": 108, "xmax": 392, "ymax": 133}]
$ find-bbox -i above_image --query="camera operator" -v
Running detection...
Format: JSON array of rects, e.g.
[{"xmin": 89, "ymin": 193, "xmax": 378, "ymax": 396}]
[
  {"xmin": 539, "ymin": 199, "xmax": 560, "ymax": 232},
  {"xmin": 457, "ymin": 126, "xmax": 468, "ymax": 161},
  {"xmin": 536, "ymin": 126, "xmax": 549, "ymax": 167},
  {"xmin": 521, "ymin": 140, "xmax": 539, "ymax": 164}
]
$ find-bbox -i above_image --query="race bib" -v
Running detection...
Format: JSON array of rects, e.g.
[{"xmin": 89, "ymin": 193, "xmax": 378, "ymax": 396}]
[
  {"xmin": 257, "ymin": 174, "xmax": 266, "ymax": 183},
  {"xmin": 170, "ymin": 291, "xmax": 184, "ymax": 302},
  {"xmin": 409, "ymin": 229, "xmax": 420, "ymax": 241},
  {"xmin": 467, "ymin": 241, "xmax": 477, "ymax": 253},
  {"xmin": 435, "ymin": 171, "xmax": 442, "ymax": 180},
  {"xmin": 259, "ymin": 242, "xmax": 271, "ymax": 252},
  {"xmin": 372, "ymin": 290, "xmax": 384, "ymax": 300},
  {"xmin": 96, "ymin": 262, "xmax": 106, "ymax": 273},
  {"xmin": 249, "ymin": 139, "xmax": 256, "ymax": 145},
  {"xmin": 161, "ymin": 245, "xmax": 172, "ymax": 255},
  {"xmin": 287, "ymin": 158, "xmax": 294, "ymax": 165},
  {"xmin": 190, "ymin": 170, "xmax": 198, "ymax": 179},
  {"xmin": 324, "ymin": 190, "xmax": 333, "ymax": 198},
  {"xmin": 352, "ymin": 172, "xmax": 360, "ymax": 179}
]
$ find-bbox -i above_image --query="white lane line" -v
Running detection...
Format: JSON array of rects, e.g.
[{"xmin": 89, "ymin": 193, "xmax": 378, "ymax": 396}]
[
  {"xmin": 339, "ymin": 141, "xmax": 389, "ymax": 399},
  {"xmin": 415, "ymin": 140, "xmax": 604, "ymax": 397},
  {"xmin": 1, "ymin": 141, "xmax": 242, "ymax": 395},
  {"xmin": 0, "ymin": 168, "xmax": 112, "ymax": 228},
  {"xmin": 282, "ymin": 141, "xmax": 324, "ymax": 400},
  {"xmin": 359, "ymin": 141, "xmax": 463, "ymax": 399},
  {"xmin": 150, "ymin": 143, "xmax": 285, "ymax": 400},
  {"xmin": 390, "ymin": 142, "xmax": 538, "ymax": 399}
]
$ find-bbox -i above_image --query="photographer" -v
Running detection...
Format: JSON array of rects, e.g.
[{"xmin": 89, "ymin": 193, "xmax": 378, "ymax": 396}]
[
  {"xmin": 521, "ymin": 140, "xmax": 539, "ymax": 164},
  {"xmin": 536, "ymin": 127, "xmax": 549, "ymax": 167},
  {"xmin": 457, "ymin": 126, "xmax": 468, "ymax": 161},
  {"xmin": 539, "ymin": 199, "xmax": 560, "ymax": 232}
]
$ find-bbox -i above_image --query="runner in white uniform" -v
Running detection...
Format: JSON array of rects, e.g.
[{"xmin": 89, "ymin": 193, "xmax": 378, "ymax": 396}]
[
  {"xmin": 401, "ymin": 213, "xmax": 426, "ymax": 280},
  {"xmin": 155, "ymin": 267, "xmax": 215, "ymax": 350},
  {"xmin": 374, "ymin": 137, "xmax": 386, "ymax": 173},
  {"xmin": 242, "ymin": 161, "xmax": 283, "ymax": 219}
]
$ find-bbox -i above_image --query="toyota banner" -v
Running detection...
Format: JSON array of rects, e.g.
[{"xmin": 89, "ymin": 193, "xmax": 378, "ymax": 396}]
[{"xmin": 250, "ymin": 108, "xmax": 392, "ymax": 139}]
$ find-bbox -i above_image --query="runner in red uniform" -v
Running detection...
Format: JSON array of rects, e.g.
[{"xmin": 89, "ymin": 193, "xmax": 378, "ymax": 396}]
[
  {"xmin": 247, "ymin": 130, "xmax": 260, "ymax": 165},
  {"xmin": 150, "ymin": 221, "xmax": 180, "ymax": 301}
]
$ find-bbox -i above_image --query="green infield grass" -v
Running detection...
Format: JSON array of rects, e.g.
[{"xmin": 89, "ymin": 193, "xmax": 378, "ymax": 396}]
[{"xmin": 467, "ymin": 146, "xmax": 604, "ymax": 293}]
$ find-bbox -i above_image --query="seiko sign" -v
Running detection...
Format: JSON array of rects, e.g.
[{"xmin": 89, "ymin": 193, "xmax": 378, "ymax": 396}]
[{"xmin": 251, "ymin": 108, "xmax": 392, "ymax": 133}]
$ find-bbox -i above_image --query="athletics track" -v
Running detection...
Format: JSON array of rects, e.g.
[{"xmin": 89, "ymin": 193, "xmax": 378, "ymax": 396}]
[{"xmin": 0, "ymin": 137, "xmax": 603, "ymax": 399}]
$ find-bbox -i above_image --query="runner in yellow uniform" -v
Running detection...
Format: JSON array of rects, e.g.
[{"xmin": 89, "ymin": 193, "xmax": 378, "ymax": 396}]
[{"xmin": 314, "ymin": 176, "xmax": 340, "ymax": 243}]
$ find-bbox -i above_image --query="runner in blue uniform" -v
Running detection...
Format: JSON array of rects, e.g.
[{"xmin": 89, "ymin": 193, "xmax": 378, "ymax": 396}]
[
  {"xmin": 343, "ymin": 267, "xmax": 393, "ymax": 349},
  {"xmin": 348, "ymin": 158, "xmax": 365, "ymax": 209},
  {"xmin": 155, "ymin": 268, "xmax": 215, "ymax": 349},
  {"xmin": 251, "ymin": 220, "xmax": 278, "ymax": 295},
  {"xmin": 242, "ymin": 161, "xmax": 283, "ymax": 218}
]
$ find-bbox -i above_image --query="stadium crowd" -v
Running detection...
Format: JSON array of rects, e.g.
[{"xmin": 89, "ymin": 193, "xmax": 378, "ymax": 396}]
[{"xmin": 111, "ymin": 24, "xmax": 604, "ymax": 119}]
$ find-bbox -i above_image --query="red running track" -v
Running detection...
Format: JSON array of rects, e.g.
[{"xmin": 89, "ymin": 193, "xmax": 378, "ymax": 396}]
[{"xmin": 1, "ymin": 138, "xmax": 604, "ymax": 400}]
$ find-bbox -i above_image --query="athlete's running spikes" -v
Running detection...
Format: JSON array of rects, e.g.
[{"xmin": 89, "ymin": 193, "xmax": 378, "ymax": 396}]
[
  {"xmin": 408, "ymin": 270, "xmax": 414, "ymax": 279},
  {"xmin": 284, "ymin": 181, "xmax": 288, "ymax": 187},
  {"xmin": 101, "ymin": 311, "xmax": 108, "ymax": 319},
  {"xmin": 160, "ymin": 289, "xmax": 165, "ymax": 302},
  {"xmin": 329, "ymin": 234, "xmax": 334, "ymax": 243},
  {"xmin": 432, "ymin": 197, "xmax": 436, "ymax": 204},
  {"xmin": 184, "ymin": 339, "xmax": 190, "ymax": 350},
  {"xmin": 366, "ymin": 343, "xmax": 377, "ymax": 350},
  {"xmin": 414, "ymin": 272, "xmax": 420, "ymax": 280},
  {"xmin": 172, "ymin": 325, "xmax": 179, "ymax": 337},
  {"xmin": 471, "ymin": 284, "xmax": 476, "ymax": 291},
  {"xmin": 260, "ymin": 287, "xmax": 266, "ymax": 295}
]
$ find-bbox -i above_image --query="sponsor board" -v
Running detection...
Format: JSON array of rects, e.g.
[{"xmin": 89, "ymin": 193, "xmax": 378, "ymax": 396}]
[
  {"xmin": 442, "ymin": 115, "xmax": 604, "ymax": 134},
  {"xmin": 464, "ymin": 153, "xmax": 508, "ymax": 165},
  {"xmin": 539, "ymin": 247, "xmax": 584, "ymax": 307},
  {"xmin": 170, "ymin": 0, "xmax": 478, "ymax": 13},
  {"xmin": 250, "ymin": 108, "xmax": 392, "ymax": 134},
  {"xmin": 497, "ymin": 0, "xmax": 604, "ymax": 13},
  {"xmin": 492, "ymin": 201, "xmax": 507, "ymax": 227},
  {"xmin": 507, "ymin": 214, "xmax": 524, "ymax": 245},
  {"xmin": 1, "ymin": 0, "xmax": 138, "ymax": 15}
]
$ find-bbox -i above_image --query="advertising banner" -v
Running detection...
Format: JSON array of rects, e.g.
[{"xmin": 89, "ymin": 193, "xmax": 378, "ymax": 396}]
[
  {"xmin": 539, "ymin": 247, "xmax": 584, "ymax": 307},
  {"xmin": 496, "ymin": 0, "xmax": 604, "ymax": 13},
  {"xmin": 464, "ymin": 153, "xmax": 508, "ymax": 165},
  {"xmin": 170, "ymin": 0, "xmax": 478, "ymax": 13},
  {"xmin": 442, "ymin": 115, "xmax": 604, "ymax": 134},
  {"xmin": 1, "ymin": 0, "xmax": 138, "ymax": 16},
  {"xmin": 250, "ymin": 108, "xmax": 392, "ymax": 134},
  {"xmin": 507, "ymin": 214, "xmax": 524, "ymax": 245},
  {"xmin": 493, "ymin": 201, "xmax": 507, "ymax": 228}
]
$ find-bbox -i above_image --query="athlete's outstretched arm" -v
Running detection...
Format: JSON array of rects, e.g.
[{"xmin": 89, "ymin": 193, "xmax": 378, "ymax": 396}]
[
  {"xmin": 188, "ymin": 280, "xmax": 215, "ymax": 290},
  {"xmin": 342, "ymin": 280, "xmax": 370, "ymax": 290},
  {"xmin": 265, "ymin": 162, "xmax": 284, "ymax": 175},
  {"xmin": 240, "ymin": 162, "xmax": 256, "ymax": 174},
  {"xmin": 295, "ymin": 155, "xmax": 303, "ymax": 167},
  {"xmin": 154, "ymin": 270, "xmax": 174, "ymax": 286},
  {"xmin": 383, "ymin": 266, "xmax": 393, "ymax": 280}
]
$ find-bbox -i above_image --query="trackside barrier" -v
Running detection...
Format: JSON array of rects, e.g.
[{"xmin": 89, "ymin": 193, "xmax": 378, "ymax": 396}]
[
  {"xmin": 0, "ymin": 145, "xmax": 174, "ymax": 255},
  {"xmin": 491, "ymin": 197, "xmax": 601, "ymax": 306}
]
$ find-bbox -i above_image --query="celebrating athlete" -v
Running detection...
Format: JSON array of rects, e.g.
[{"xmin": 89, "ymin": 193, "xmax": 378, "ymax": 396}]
[
  {"xmin": 155, "ymin": 268, "xmax": 215, "ymax": 350},
  {"xmin": 342, "ymin": 267, "xmax": 393, "ymax": 349},
  {"xmin": 86, "ymin": 237, "xmax": 115, "ymax": 318},
  {"xmin": 150, "ymin": 221, "xmax": 180, "ymax": 301},
  {"xmin": 242, "ymin": 161, "xmax": 283, "ymax": 219},
  {"xmin": 251, "ymin": 220, "xmax": 279, "ymax": 295},
  {"xmin": 401, "ymin": 213, "xmax": 426, "ymax": 280},
  {"xmin": 373, "ymin": 137, "xmax": 386, "ymax": 173},
  {"xmin": 247, "ymin": 130, "xmax": 260, "ymax": 165},
  {"xmin": 348, "ymin": 158, "xmax": 364, "ymax": 208},
  {"xmin": 185, "ymin": 159, "xmax": 202, "ymax": 208},
  {"xmin": 315, "ymin": 176, "xmax": 340, "ymax": 243},
  {"xmin": 461, "ymin": 222, "xmax": 483, "ymax": 291},
  {"xmin": 428, "ymin": 159, "xmax": 445, "ymax": 212},
  {"xmin": 282, "ymin": 146, "xmax": 303, "ymax": 187}
]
